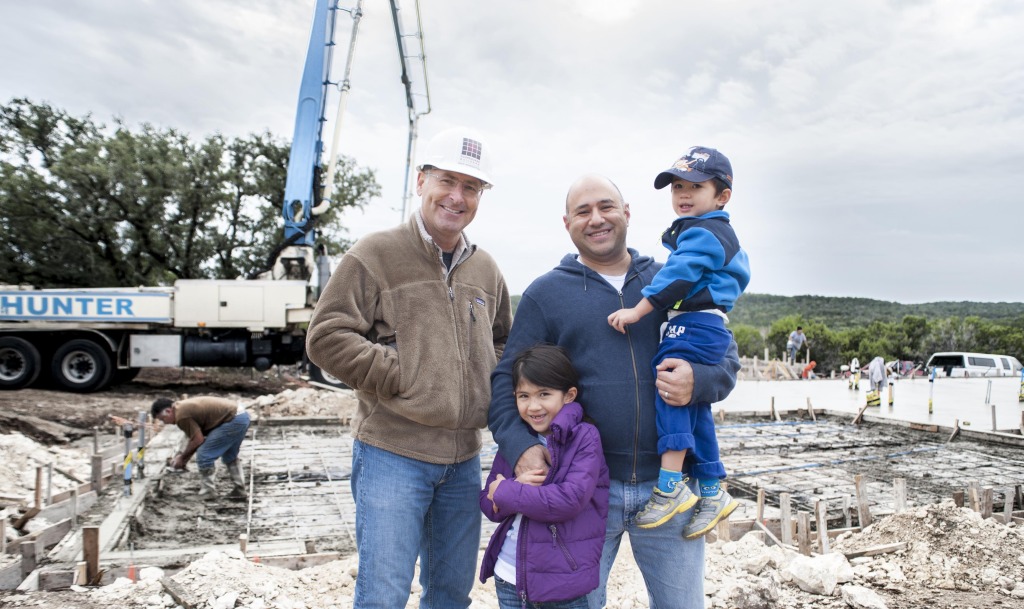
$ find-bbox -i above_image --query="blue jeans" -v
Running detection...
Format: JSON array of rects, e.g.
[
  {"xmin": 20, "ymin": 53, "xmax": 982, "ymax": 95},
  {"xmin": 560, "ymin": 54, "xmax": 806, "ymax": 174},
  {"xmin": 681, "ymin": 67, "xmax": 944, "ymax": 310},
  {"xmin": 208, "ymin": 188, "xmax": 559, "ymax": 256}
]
[
  {"xmin": 495, "ymin": 575, "xmax": 589, "ymax": 609},
  {"xmin": 195, "ymin": 412, "xmax": 249, "ymax": 469},
  {"xmin": 352, "ymin": 439, "xmax": 481, "ymax": 609},
  {"xmin": 587, "ymin": 478, "xmax": 704, "ymax": 609}
]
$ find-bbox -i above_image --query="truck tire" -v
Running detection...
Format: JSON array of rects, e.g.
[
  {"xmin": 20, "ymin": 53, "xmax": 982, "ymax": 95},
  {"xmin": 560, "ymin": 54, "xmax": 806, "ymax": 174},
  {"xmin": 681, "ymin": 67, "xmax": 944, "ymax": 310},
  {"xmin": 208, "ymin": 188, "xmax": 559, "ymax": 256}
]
[
  {"xmin": 308, "ymin": 363, "xmax": 350, "ymax": 390},
  {"xmin": 0, "ymin": 337, "xmax": 42, "ymax": 390},
  {"xmin": 51, "ymin": 339, "xmax": 113, "ymax": 393}
]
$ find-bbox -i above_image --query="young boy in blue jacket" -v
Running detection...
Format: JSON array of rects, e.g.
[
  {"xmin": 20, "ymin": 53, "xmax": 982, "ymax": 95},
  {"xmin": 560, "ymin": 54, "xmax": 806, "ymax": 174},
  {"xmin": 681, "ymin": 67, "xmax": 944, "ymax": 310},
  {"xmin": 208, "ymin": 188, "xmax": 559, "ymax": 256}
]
[{"xmin": 609, "ymin": 146, "xmax": 750, "ymax": 539}]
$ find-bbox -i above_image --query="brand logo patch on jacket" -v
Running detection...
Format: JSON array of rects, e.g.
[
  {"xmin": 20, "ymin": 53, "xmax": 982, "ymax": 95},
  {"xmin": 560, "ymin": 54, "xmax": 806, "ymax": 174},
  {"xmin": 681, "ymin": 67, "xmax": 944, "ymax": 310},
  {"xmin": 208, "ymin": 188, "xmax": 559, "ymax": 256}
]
[
  {"xmin": 664, "ymin": 325, "xmax": 686, "ymax": 339},
  {"xmin": 474, "ymin": 297, "xmax": 486, "ymax": 307}
]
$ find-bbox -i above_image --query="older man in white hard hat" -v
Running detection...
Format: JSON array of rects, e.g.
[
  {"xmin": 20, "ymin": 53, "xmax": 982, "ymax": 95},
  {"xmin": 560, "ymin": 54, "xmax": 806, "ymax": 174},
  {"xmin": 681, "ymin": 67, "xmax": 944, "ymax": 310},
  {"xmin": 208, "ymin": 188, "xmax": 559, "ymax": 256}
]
[{"xmin": 307, "ymin": 127, "xmax": 512, "ymax": 608}]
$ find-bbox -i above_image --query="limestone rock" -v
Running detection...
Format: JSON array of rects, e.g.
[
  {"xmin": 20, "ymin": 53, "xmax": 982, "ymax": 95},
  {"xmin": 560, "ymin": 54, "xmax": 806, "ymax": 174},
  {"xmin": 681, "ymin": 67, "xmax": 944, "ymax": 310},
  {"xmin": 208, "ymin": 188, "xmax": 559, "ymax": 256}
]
[{"xmin": 840, "ymin": 584, "xmax": 888, "ymax": 609}]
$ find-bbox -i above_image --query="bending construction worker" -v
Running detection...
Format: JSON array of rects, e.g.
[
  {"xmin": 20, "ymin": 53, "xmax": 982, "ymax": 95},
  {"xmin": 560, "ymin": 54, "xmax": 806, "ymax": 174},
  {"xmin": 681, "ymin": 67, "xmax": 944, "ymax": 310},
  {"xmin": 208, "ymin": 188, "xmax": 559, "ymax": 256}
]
[
  {"xmin": 868, "ymin": 357, "xmax": 888, "ymax": 393},
  {"xmin": 151, "ymin": 397, "xmax": 250, "ymax": 499}
]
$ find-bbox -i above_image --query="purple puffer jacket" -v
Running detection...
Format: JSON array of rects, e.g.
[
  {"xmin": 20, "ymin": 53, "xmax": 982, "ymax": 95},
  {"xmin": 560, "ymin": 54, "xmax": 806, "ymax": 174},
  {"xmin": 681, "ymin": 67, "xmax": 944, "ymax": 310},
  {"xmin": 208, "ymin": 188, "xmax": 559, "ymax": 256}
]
[{"xmin": 479, "ymin": 402, "xmax": 610, "ymax": 603}]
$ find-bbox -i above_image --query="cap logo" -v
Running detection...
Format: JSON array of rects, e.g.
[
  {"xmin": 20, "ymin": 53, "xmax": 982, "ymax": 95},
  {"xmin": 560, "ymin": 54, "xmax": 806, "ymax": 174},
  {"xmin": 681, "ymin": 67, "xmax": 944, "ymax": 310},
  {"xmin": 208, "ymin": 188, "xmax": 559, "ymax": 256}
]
[
  {"xmin": 460, "ymin": 137, "xmax": 482, "ymax": 168},
  {"xmin": 673, "ymin": 150, "xmax": 711, "ymax": 174}
]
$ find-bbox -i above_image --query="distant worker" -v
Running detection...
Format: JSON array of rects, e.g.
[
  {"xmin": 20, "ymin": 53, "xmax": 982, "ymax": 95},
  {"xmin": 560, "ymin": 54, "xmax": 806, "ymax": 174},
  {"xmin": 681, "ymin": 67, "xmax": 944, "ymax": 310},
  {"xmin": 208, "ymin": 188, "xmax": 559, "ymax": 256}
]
[
  {"xmin": 802, "ymin": 360, "xmax": 817, "ymax": 379},
  {"xmin": 787, "ymin": 326, "xmax": 808, "ymax": 364},
  {"xmin": 868, "ymin": 356, "xmax": 888, "ymax": 393},
  {"xmin": 305, "ymin": 127, "xmax": 512, "ymax": 609},
  {"xmin": 849, "ymin": 356, "xmax": 861, "ymax": 390},
  {"xmin": 150, "ymin": 397, "xmax": 249, "ymax": 499},
  {"xmin": 607, "ymin": 146, "xmax": 749, "ymax": 537}
]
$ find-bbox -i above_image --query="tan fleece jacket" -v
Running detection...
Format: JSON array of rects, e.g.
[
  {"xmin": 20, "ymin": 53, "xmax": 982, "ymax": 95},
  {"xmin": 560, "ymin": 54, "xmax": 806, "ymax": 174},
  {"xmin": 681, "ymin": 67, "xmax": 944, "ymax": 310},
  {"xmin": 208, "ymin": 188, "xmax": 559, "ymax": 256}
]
[{"xmin": 306, "ymin": 214, "xmax": 512, "ymax": 464}]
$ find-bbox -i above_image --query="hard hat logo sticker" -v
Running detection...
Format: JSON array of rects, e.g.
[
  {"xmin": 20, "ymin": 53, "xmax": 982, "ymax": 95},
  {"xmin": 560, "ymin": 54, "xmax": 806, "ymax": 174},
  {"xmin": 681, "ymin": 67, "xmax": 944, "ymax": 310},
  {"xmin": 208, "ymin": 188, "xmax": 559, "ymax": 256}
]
[{"xmin": 460, "ymin": 138, "xmax": 482, "ymax": 168}]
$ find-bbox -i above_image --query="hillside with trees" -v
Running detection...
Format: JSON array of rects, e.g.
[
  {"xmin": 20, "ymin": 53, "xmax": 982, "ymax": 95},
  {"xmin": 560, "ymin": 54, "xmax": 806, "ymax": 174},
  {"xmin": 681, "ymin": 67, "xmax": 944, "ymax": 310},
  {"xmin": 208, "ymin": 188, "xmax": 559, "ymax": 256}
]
[
  {"xmin": 729, "ymin": 294, "xmax": 1024, "ymax": 375},
  {"xmin": 729, "ymin": 293, "xmax": 1024, "ymax": 330}
]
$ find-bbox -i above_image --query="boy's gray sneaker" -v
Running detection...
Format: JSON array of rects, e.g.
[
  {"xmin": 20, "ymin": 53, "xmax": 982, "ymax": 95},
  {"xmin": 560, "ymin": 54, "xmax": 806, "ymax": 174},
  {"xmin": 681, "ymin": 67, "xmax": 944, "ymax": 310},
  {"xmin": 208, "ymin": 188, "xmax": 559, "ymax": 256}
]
[
  {"xmin": 682, "ymin": 489, "xmax": 739, "ymax": 539},
  {"xmin": 636, "ymin": 479, "xmax": 698, "ymax": 529}
]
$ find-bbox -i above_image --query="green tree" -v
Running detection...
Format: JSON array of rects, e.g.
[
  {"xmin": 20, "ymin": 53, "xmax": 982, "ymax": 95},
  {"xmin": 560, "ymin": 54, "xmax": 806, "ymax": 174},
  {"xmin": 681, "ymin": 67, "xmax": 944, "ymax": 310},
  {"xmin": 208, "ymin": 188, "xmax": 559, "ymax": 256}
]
[
  {"xmin": 730, "ymin": 324, "xmax": 765, "ymax": 359},
  {"xmin": 0, "ymin": 98, "xmax": 379, "ymax": 287}
]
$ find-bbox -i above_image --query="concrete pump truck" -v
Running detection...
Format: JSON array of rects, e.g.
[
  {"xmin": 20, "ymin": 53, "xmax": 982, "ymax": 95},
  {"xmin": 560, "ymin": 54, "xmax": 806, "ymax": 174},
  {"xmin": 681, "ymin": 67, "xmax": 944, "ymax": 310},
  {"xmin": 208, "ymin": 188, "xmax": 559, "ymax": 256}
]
[{"xmin": 0, "ymin": 0, "xmax": 431, "ymax": 392}]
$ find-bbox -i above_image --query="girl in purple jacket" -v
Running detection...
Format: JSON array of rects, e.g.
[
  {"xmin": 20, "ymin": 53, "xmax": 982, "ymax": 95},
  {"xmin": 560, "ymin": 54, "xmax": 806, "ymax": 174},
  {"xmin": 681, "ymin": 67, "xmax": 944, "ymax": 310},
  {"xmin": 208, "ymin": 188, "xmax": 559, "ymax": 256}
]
[{"xmin": 480, "ymin": 344, "xmax": 610, "ymax": 608}]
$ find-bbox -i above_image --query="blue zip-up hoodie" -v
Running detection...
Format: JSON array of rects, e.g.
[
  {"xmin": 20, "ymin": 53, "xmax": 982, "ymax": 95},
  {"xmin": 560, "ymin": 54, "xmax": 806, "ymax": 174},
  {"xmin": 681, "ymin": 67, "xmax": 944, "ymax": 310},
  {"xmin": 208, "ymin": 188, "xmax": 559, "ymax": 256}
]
[
  {"xmin": 489, "ymin": 249, "xmax": 740, "ymax": 483},
  {"xmin": 479, "ymin": 402, "xmax": 609, "ymax": 603},
  {"xmin": 643, "ymin": 210, "xmax": 750, "ymax": 313}
]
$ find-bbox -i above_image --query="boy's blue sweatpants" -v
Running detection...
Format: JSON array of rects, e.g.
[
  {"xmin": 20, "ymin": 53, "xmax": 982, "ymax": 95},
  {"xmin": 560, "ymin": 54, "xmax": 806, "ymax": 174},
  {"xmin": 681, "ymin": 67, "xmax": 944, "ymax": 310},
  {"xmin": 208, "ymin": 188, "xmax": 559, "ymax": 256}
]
[{"xmin": 652, "ymin": 311, "xmax": 730, "ymax": 480}]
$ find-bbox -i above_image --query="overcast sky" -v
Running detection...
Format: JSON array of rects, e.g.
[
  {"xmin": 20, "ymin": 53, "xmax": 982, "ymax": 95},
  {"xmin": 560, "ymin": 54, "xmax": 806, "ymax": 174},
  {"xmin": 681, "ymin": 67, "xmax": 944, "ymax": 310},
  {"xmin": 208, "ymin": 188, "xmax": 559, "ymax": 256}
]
[{"xmin": 2, "ymin": 1, "xmax": 1022, "ymax": 303}]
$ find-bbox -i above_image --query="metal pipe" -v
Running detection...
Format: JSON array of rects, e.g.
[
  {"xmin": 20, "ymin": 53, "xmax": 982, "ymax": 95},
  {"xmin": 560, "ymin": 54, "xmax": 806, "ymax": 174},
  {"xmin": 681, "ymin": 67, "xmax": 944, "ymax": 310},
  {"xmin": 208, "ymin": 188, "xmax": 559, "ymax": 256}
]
[
  {"xmin": 394, "ymin": 0, "xmax": 432, "ymax": 220},
  {"xmin": 137, "ymin": 410, "xmax": 147, "ymax": 479},
  {"xmin": 318, "ymin": 0, "xmax": 364, "ymax": 215}
]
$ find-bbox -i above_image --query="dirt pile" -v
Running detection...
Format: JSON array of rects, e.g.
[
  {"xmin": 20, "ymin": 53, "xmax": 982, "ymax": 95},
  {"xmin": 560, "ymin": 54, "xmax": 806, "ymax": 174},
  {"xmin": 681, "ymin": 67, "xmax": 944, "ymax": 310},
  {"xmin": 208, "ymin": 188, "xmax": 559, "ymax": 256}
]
[
  {"xmin": 244, "ymin": 387, "xmax": 358, "ymax": 421},
  {"xmin": 833, "ymin": 500, "xmax": 1024, "ymax": 597},
  {"xmin": 0, "ymin": 432, "xmax": 91, "ymax": 505},
  {"xmin": 698, "ymin": 500, "xmax": 1024, "ymax": 609}
]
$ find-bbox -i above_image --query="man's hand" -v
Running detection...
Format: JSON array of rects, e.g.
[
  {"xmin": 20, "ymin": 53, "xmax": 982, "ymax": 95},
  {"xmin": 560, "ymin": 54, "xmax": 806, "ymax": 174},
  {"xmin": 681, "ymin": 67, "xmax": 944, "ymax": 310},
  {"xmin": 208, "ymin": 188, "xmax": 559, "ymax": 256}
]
[
  {"xmin": 515, "ymin": 469, "xmax": 547, "ymax": 487},
  {"xmin": 170, "ymin": 454, "xmax": 186, "ymax": 470},
  {"xmin": 514, "ymin": 444, "xmax": 550, "ymax": 478},
  {"xmin": 655, "ymin": 357, "xmax": 695, "ymax": 406}
]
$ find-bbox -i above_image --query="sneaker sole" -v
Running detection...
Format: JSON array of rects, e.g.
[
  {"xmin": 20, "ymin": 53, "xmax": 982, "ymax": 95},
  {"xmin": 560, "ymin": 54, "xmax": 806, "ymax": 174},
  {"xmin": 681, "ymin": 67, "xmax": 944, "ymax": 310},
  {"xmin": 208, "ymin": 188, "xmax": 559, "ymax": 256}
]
[
  {"xmin": 683, "ymin": 499, "xmax": 739, "ymax": 539},
  {"xmin": 637, "ymin": 493, "xmax": 699, "ymax": 529}
]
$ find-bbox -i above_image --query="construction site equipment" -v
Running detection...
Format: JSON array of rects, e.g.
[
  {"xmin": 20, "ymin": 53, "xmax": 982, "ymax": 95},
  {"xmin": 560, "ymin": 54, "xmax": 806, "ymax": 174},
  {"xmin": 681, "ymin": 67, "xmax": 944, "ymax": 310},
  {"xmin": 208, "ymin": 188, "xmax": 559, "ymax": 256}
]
[
  {"xmin": 928, "ymin": 367, "xmax": 936, "ymax": 413},
  {"xmin": 0, "ymin": 0, "xmax": 431, "ymax": 393}
]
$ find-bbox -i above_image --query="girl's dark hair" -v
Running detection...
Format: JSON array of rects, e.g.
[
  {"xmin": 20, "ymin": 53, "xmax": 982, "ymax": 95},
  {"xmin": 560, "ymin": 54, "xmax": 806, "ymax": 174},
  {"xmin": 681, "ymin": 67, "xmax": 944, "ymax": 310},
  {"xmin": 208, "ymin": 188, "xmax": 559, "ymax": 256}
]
[{"xmin": 511, "ymin": 344, "xmax": 580, "ymax": 400}]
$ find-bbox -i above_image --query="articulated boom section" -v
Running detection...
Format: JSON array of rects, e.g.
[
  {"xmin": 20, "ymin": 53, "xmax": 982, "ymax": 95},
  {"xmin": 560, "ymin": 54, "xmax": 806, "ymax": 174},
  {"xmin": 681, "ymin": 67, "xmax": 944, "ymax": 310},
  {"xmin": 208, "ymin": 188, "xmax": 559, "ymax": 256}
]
[{"xmin": 272, "ymin": 0, "xmax": 338, "ymax": 281}]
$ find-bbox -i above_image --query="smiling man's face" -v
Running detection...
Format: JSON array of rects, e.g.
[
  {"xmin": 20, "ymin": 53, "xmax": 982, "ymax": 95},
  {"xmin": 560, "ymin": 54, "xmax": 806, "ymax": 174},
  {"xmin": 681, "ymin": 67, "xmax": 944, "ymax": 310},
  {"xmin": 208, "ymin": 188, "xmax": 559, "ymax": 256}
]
[
  {"xmin": 416, "ymin": 169, "xmax": 485, "ymax": 251},
  {"xmin": 563, "ymin": 175, "xmax": 631, "ymax": 269}
]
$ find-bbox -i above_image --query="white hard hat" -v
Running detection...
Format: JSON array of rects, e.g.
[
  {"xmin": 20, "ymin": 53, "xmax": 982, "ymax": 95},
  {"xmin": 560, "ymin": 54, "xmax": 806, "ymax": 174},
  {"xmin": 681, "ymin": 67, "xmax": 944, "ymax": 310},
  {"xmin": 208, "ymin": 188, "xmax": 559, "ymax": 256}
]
[{"xmin": 416, "ymin": 126, "xmax": 494, "ymax": 187}]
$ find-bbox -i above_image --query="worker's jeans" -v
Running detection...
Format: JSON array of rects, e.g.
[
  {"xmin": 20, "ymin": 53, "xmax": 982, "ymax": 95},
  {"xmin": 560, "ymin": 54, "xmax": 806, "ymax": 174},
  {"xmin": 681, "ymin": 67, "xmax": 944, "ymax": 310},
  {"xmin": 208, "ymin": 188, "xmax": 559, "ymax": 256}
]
[
  {"xmin": 351, "ymin": 439, "xmax": 480, "ymax": 609},
  {"xmin": 587, "ymin": 477, "xmax": 705, "ymax": 609},
  {"xmin": 195, "ymin": 412, "xmax": 250, "ymax": 469}
]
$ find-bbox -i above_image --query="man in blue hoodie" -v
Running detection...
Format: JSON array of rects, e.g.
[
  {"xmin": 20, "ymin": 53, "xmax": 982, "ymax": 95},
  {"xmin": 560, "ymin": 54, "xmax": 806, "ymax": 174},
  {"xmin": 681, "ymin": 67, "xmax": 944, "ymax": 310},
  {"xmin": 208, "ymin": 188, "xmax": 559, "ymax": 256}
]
[{"xmin": 489, "ymin": 174, "xmax": 740, "ymax": 608}]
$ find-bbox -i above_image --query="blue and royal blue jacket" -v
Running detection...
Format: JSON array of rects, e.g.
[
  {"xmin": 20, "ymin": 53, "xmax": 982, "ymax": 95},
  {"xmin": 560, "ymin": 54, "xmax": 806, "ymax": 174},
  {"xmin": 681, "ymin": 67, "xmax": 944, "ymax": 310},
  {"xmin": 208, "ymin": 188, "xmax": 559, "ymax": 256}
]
[{"xmin": 642, "ymin": 210, "xmax": 750, "ymax": 313}]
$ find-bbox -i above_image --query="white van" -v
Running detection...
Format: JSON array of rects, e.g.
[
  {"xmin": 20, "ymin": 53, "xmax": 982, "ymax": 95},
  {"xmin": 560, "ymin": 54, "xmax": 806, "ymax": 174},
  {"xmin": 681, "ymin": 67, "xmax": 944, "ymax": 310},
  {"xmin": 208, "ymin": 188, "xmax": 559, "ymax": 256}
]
[{"xmin": 926, "ymin": 352, "xmax": 1023, "ymax": 377}]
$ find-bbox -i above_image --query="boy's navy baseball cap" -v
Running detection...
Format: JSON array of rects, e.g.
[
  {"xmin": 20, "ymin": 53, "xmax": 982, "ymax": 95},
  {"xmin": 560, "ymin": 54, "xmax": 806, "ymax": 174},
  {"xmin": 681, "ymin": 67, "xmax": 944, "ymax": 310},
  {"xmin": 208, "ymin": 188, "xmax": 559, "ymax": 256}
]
[{"xmin": 654, "ymin": 146, "xmax": 733, "ymax": 190}]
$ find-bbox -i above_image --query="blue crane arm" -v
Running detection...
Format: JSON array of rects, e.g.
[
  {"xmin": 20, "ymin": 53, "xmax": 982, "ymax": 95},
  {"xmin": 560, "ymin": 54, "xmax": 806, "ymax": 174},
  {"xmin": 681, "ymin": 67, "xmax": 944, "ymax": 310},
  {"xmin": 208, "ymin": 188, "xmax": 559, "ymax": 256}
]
[{"xmin": 282, "ymin": 0, "xmax": 336, "ymax": 247}]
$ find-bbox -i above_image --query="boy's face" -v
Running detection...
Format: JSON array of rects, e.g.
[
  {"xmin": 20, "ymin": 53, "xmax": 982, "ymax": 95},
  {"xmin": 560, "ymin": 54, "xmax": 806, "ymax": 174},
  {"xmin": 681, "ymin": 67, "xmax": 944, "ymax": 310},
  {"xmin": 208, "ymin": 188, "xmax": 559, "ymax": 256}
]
[{"xmin": 671, "ymin": 178, "xmax": 731, "ymax": 217}]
